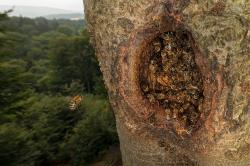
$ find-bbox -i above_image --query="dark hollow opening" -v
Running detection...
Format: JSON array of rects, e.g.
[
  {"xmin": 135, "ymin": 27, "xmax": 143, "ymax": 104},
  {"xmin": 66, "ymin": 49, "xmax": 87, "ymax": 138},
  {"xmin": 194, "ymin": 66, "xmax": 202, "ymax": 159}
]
[{"xmin": 139, "ymin": 30, "xmax": 204, "ymax": 129}]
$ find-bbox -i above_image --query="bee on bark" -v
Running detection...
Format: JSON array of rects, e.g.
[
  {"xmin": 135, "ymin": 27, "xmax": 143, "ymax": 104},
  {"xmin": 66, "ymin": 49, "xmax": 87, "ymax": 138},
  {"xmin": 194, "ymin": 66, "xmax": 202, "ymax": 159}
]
[{"xmin": 69, "ymin": 95, "xmax": 83, "ymax": 111}]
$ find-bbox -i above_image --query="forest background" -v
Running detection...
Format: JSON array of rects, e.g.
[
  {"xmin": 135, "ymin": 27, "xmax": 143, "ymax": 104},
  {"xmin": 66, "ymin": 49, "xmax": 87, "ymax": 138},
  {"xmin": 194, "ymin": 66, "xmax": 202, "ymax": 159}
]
[{"xmin": 0, "ymin": 11, "xmax": 120, "ymax": 166}]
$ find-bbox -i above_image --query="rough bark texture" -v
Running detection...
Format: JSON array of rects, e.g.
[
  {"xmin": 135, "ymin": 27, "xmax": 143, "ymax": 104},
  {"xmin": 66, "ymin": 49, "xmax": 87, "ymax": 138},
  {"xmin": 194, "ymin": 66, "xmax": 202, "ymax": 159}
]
[{"xmin": 83, "ymin": 0, "xmax": 250, "ymax": 165}]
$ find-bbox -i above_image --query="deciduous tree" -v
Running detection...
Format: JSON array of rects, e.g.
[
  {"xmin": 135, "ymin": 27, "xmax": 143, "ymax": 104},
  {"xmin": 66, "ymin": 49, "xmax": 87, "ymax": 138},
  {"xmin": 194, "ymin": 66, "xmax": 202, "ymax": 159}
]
[{"xmin": 83, "ymin": 0, "xmax": 250, "ymax": 165}]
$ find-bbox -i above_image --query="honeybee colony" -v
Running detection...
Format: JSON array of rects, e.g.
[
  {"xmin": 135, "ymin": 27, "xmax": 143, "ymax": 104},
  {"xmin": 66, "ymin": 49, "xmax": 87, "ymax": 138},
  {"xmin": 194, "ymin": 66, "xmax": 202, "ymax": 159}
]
[{"xmin": 140, "ymin": 31, "xmax": 204, "ymax": 129}]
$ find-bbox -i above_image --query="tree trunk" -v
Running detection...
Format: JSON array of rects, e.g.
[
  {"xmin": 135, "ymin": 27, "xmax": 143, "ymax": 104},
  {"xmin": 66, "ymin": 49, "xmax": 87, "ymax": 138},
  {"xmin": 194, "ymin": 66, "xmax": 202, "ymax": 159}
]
[{"xmin": 83, "ymin": 0, "xmax": 250, "ymax": 165}]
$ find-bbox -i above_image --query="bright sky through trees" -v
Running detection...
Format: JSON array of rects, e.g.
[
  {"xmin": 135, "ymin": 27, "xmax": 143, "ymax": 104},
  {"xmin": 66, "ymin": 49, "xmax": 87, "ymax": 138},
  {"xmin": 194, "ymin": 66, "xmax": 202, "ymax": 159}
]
[{"xmin": 0, "ymin": 0, "xmax": 83, "ymax": 12}]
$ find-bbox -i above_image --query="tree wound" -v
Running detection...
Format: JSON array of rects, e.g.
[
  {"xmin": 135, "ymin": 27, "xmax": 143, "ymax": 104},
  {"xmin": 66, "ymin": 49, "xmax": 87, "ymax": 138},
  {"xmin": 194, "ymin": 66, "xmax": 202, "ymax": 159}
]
[{"xmin": 139, "ymin": 31, "xmax": 204, "ymax": 129}]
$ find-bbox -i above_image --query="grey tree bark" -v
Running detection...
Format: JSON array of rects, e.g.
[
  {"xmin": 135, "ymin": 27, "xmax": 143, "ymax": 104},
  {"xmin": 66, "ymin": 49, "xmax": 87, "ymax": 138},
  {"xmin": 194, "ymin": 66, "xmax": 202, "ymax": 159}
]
[{"xmin": 83, "ymin": 0, "xmax": 250, "ymax": 165}]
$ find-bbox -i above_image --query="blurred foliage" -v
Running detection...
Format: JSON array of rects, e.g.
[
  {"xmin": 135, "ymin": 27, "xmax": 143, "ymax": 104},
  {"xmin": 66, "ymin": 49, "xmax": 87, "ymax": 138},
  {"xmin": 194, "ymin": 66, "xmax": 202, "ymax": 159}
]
[{"xmin": 0, "ymin": 12, "xmax": 118, "ymax": 166}]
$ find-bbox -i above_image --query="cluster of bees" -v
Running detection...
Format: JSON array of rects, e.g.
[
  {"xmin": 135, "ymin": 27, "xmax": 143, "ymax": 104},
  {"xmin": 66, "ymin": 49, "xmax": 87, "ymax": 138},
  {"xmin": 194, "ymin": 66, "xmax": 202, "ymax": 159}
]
[{"xmin": 140, "ymin": 31, "xmax": 203, "ymax": 128}]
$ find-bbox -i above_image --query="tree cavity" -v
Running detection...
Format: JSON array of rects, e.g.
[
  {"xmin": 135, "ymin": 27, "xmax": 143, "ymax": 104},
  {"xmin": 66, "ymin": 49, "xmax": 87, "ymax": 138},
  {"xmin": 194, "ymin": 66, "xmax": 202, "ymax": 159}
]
[{"xmin": 139, "ymin": 31, "xmax": 204, "ymax": 129}]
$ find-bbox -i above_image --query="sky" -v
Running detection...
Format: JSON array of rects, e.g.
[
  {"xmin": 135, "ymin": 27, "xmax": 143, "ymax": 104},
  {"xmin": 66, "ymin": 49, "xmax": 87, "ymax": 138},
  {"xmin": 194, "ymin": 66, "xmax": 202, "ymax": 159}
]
[{"xmin": 0, "ymin": 0, "xmax": 84, "ymax": 12}]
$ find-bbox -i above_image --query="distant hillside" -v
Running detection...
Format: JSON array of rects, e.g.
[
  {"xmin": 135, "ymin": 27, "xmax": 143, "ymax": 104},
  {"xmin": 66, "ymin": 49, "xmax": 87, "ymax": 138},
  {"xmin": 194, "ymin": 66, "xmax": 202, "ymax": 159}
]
[
  {"xmin": 0, "ymin": 5, "xmax": 83, "ymax": 19},
  {"xmin": 44, "ymin": 13, "xmax": 84, "ymax": 20}
]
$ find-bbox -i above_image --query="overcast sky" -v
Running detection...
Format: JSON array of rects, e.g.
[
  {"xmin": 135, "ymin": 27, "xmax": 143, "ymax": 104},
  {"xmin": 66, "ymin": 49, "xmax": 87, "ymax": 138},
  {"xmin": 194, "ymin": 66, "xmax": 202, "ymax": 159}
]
[{"xmin": 0, "ymin": 0, "xmax": 84, "ymax": 12}]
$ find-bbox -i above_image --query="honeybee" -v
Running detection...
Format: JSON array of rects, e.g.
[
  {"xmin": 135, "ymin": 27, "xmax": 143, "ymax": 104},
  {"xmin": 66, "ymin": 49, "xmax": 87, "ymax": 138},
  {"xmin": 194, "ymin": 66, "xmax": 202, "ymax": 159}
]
[
  {"xmin": 148, "ymin": 60, "xmax": 157, "ymax": 89},
  {"xmin": 155, "ymin": 93, "xmax": 165, "ymax": 100},
  {"xmin": 165, "ymin": 109, "xmax": 171, "ymax": 120},
  {"xmin": 165, "ymin": 43, "xmax": 172, "ymax": 51},
  {"xmin": 141, "ymin": 84, "xmax": 149, "ymax": 93},
  {"xmin": 189, "ymin": 111, "xmax": 199, "ymax": 123},
  {"xmin": 153, "ymin": 40, "xmax": 161, "ymax": 53},
  {"xmin": 161, "ymin": 51, "xmax": 167, "ymax": 59},
  {"xmin": 162, "ymin": 32, "xmax": 175, "ymax": 44},
  {"xmin": 69, "ymin": 95, "xmax": 83, "ymax": 111},
  {"xmin": 147, "ymin": 94, "xmax": 156, "ymax": 103},
  {"xmin": 157, "ymin": 75, "xmax": 171, "ymax": 86}
]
